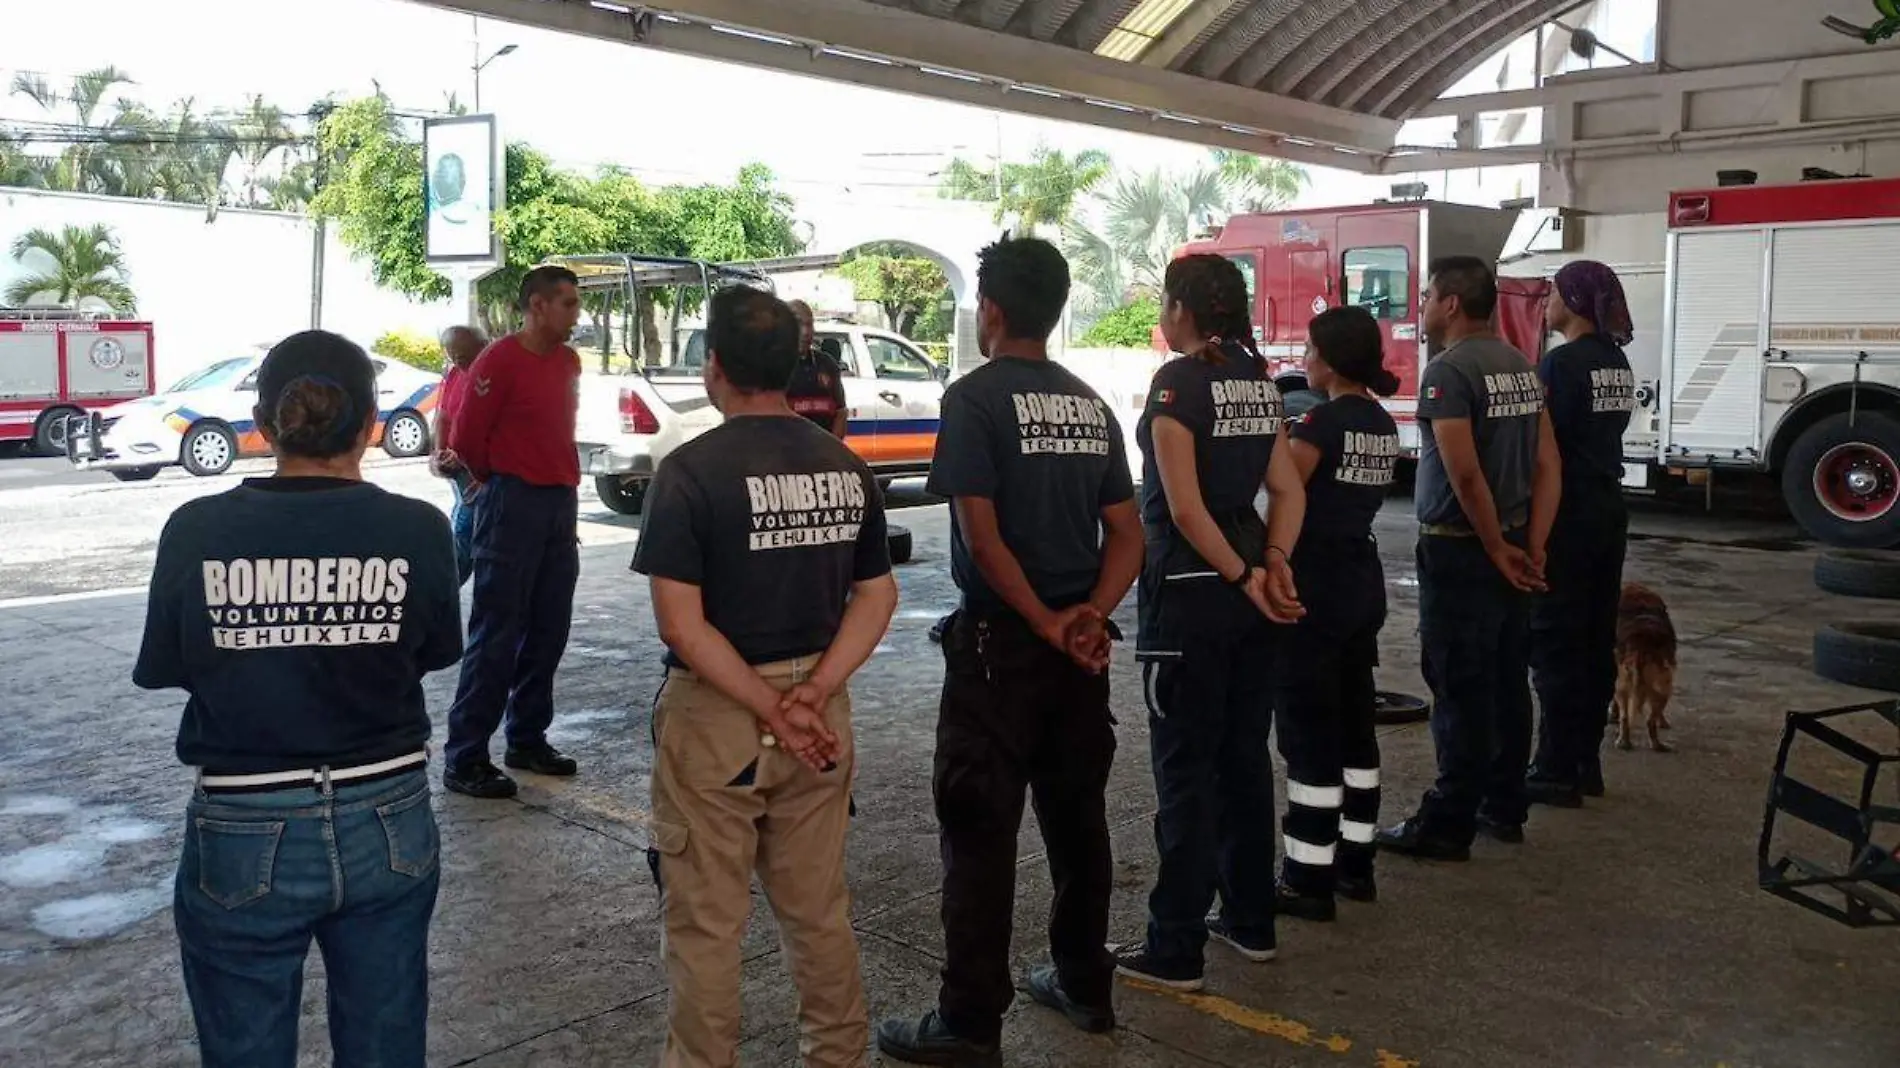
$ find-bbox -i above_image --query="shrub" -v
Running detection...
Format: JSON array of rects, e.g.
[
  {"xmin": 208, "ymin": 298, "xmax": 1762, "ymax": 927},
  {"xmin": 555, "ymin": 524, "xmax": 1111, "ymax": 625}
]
[
  {"xmin": 1079, "ymin": 296, "xmax": 1160, "ymax": 348},
  {"xmin": 372, "ymin": 329, "xmax": 444, "ymax": 372}
]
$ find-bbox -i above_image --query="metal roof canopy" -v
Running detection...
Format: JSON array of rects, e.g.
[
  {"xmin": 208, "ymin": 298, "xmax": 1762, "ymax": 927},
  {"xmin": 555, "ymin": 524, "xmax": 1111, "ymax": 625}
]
[
  {"xmin": 417, "ymin": 0, "xmax": 1594, "ymax": 173},
  {"xmin": 550, "ymin": 253, "xmax": 840, "ymax": 292}
]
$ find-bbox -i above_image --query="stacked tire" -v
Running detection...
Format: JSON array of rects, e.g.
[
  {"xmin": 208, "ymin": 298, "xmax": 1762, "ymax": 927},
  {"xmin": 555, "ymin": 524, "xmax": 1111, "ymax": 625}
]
[{"xmin": 1811, "ymin": 550, "xmax": 1900, "ymax": 691}]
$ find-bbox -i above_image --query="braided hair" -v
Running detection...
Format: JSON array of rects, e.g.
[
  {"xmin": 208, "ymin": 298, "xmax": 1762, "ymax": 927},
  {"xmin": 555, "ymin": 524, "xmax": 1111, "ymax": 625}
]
[{"xmin": 1163, "ymin": 254, "xmax": 1262, "ymax": 367}]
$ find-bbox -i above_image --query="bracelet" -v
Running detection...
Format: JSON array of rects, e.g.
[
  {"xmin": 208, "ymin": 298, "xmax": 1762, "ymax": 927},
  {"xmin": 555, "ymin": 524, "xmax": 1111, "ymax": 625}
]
[{"xmin": 1227, "ymin": 565, "xmax": 1254, "ymax": 586}]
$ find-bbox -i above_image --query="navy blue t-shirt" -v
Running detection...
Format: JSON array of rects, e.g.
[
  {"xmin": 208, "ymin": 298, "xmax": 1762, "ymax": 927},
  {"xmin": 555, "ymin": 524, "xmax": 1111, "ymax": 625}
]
[
  {"xmin": 134, "ymin": 478, "xmax": 463, "ymax": 774},
  {"xmin": 1539, "ymin": 334, "xmax": 1635, "ymax": 486}
]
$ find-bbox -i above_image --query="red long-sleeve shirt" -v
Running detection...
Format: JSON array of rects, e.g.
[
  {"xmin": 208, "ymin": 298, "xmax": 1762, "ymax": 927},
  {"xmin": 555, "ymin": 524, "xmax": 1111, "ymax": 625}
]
[{"xmin": 449, "ymin": 335, "xmax": 581, "ymax": 487}]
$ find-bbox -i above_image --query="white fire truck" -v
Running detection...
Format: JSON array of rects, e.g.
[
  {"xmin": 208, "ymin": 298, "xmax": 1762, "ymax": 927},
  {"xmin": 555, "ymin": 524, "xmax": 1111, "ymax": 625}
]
[
  {"xmin": 0, "ymin": 310, "xmax": 155, "ymax": 454},
  {"xmin": 1508, "ymin": 175, "xmax": 1900, "ymax": 548}
]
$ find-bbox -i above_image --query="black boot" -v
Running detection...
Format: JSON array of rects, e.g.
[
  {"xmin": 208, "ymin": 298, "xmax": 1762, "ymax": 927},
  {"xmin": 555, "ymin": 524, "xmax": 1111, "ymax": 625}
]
[
  {"xmin": 504, "ymin": 743, "xmax": 579, "ymax": 776},
  {"xmin": 876, "ymin": 1012, "xmax": 1000, "ymax": 1068},
  {"xmin": 1025, "ymin": 966, "xmax": 1114, "ymax": 1033},
  {"xmin": 1374, "ymin": 817, "xmax": 1471, "ymax": 861},
  {"xmin": 1274, "ymin": 880, "xmax": 1338, "ymax": 922}
]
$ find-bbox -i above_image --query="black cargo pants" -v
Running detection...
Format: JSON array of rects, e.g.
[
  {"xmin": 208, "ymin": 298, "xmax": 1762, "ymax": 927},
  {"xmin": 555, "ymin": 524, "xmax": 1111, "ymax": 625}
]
[
  {"xmin": 1275, "ymin": 538, "xmax": 1387, "ymax": 895},
  {"xmin": 1414, "ymin": 528, "xmax": 1535, "ymax": 844},
  {"xmin": 1530, "ymin": 481, "xmax": 1629, "ymax": 789},
  {"xmin": 1137, "ymin": 574, "xmax": 1276, "ymax": 968},
  {"xmin": 933, "ymin": 608, "xmax": 1117, "ymax": 1043}
]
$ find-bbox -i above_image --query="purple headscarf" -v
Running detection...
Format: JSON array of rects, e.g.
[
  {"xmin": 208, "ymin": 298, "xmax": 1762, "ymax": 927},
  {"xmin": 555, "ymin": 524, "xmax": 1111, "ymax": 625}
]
[{"xmin": 1555, "ymin": 259, "xmax": 1635, "ymax": 348}]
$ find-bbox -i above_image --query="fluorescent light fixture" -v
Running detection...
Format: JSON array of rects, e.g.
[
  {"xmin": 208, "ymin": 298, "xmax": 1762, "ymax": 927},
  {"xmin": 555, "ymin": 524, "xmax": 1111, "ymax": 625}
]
[
  {"xmin": 1157, "ymin": 113, "xmax": 1201, "ymax": 125},
  {"xmin": 1009, "ymin": 84, "xmax": 1062, "ymax": 98},
  {"xmin": 711, "ymin": 25, "xmax": 796, "ymax": 47},
  {"xmin": 1221, "ymin": 124, "xmax": 1258, "ymax": 136},
  {"xmin": 821, "ymin": 47, "xmax": 895, "ymax": 66},
  {"xmin": 922, "ymin": 67, "xmax": 984, "ymax": 83},
  {"xmin": 1085, "ymin": 98, "xmax": 1137, "ymax": 113},
  {"xmin": 1094, "ymin": 0, "xmax": 1196, "ymax": 62},
  {"xmin": 1284, "ymin": 137, "xmax": 1317, "ymax": 147},
  {"xmin": 589, "ymin": 1, "xmax": 631, "ymax": 13}
]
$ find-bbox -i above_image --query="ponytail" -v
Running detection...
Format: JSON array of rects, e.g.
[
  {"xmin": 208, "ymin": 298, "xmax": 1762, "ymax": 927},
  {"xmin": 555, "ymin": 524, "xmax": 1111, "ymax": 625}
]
[{"xmin": 1309, "ymin": 306, "xmax": 1399, "ymax": 396}]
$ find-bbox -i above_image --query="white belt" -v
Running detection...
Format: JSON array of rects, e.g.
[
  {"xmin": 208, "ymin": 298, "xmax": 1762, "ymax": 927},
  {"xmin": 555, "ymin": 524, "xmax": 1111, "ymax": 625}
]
[{"xmin": 198, "ymin": 749, "xmax": 429, "ymax": 790}]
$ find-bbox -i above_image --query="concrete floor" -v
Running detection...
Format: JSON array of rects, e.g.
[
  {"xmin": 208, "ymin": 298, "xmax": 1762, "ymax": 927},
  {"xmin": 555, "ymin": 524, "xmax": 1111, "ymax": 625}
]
[{"xmin": 2, "ymin": 479, "xmax": 1898, "ymax": 1068}]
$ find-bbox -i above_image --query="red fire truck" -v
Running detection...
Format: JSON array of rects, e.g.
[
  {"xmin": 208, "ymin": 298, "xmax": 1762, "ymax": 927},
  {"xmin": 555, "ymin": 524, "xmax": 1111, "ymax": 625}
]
[
  {"xmin": 1169, "ymin": 199, "xmax": 1541, "ymax": 453},
  {"xmin": 0, "ymin": 310, "xmax": 156, "ymax": 454}
]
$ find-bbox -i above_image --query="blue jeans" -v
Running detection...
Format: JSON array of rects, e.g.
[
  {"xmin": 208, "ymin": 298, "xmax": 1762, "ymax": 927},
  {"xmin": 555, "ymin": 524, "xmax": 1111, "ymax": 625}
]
[
  {"xmin": 174, "ymin": 770, "xmax": 440, "ymax": 1068},
  {"xmin": 449, "ymin": 471, "xmax": 475, "ymax": 586},
  {"xmin": 445, "ymin": 475, "xmax": 579, "ymax": 772}
]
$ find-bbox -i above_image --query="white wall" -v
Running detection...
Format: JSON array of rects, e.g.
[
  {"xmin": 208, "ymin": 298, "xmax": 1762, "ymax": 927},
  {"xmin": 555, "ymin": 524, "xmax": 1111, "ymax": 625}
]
[{"xmin": 0, "ymin": 189, "xmax": 443, "ymax": 386}]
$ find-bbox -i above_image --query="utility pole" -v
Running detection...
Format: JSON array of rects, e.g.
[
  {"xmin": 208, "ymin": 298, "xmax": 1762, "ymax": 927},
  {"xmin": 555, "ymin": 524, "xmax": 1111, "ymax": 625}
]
[
  {"xmin": 472, "ymin": 16, "xmax": 518, "ymax": 113},
  {"xmin": 307, "ymin": 101, "xmax": 334, "ymax": 331}
]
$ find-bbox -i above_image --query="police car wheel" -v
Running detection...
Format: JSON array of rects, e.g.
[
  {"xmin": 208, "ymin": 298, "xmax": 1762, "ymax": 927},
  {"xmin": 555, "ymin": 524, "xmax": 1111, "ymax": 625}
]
[
  {"xmin": 887, "ymin": 524, "xmax": 913, "ymax": 566},
  {"xmin": 181, "ymin": 422, "xmax": 237, "ymax": 477},
  {"xmin": 382, "ymin": 410, "xmax": 430, "ymax": 459},
  {"xmin": 110, "ymin": 467, "xmax": 160, "ymax": 483},
  {"xmin": 31, "ymin": 407, "xmax": 79, "ymax": 456},
  {"xmin": 595, "ymin": 475, "xmax": 647, "ymax": 516}
]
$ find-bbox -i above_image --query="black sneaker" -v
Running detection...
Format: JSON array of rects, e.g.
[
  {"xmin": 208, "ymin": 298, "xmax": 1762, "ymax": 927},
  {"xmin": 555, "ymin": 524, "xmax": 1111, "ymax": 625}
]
[
  {"xmin": 445, "ymin": 761, "xmax": 518, "ymax": 799},
  {"xmin": 504, "ymin": 744, "xmax": 579, "ymax": 777},
  {"xmin": 1524, "ymin": 776, "xmax": 1584, "ymax": 809},
  {"xmin": 875, "ymin": 1011, "xmax": 1000, "ymax": 1068},
  {"xmin": 1204, "ymin": 917, "xmax": 1277, "ymax": 962},
  {"xmin": 1374, "ymin": 818, "xmax": 1471, "ymax": 861},
  {"xmin": 1477, "ymin": 814, "xmax": 1526, "ymax": 844},
  {"xmin": 1580, "ymin": 762, "xmax": 1606, "ymax": 798},
  {"xmin": 1025, "ymin": 965, "xmax": 1114, "ymax": 1034},
  {"xmin": 1336, "ymin": 872, "xmax": 1378, "ymax": 903},
  {"xmin": 1274, "ymin": 882, "xmax": 1337, "ymax": 923},
  {"xmin": 1110, "ymin": 942, "xmax": 1204, "ymax": 991}
]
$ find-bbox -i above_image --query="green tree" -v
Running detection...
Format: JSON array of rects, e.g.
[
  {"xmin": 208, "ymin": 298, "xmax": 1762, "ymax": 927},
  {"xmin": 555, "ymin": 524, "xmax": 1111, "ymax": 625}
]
[
  {"xmin": 1078, "ymin": 296, "xmax": 1159, "ymax": 348},
  {"xmin": 4, "ymin": 224, "xmax": 138, "ymax": 312},
  {"xmin": 939, "ymin": 144, "xmax": 1112, "ymax": 235},
  {"xmin": 1212, "ymin": 149, "xmax": 1308, "ymax": 213},
  {"xmin": 233, "ymin": 94, "xmax": 295, "ymax": 208},
  {"xmin": 837, "ymin": 242, "xmax": 950, "ymax": 337},
  {"xmin": 0, "ymin": 132, "xmax": 48, "ymax": 189},
  {"xmin": 310, "ymin": 97, "xmax": 445, "ymax": 302},
  {"xmin": 9, "ymin": 67, "xmax": 135, "ymax": 193}
]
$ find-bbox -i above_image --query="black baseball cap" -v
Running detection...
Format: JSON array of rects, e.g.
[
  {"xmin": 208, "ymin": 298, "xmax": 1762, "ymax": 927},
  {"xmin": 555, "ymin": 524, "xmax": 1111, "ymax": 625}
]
[{"xmin": 255, "ymin": 330, "xmax": 378, "ymax": 453}]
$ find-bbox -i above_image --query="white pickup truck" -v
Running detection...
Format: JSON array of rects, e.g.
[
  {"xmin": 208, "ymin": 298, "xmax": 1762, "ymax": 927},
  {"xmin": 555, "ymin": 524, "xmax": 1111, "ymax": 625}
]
[{"xmin": 580, "ymin": 317, "xmax": 948, "ymax": 515}]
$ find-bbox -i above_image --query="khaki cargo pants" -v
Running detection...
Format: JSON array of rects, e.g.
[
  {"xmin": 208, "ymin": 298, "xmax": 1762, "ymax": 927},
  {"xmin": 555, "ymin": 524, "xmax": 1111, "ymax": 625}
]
[{"xmin": 650, "ymin": 656, "xmax": 866, "ymax": 1068}]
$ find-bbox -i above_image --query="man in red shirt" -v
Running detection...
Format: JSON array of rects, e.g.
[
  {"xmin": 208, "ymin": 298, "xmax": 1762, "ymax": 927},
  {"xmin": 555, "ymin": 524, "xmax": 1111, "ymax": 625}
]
[
  {"xmin": 432, "ymin": 325, "xmax": 485, "ymax": 584},
  {"xmin": 444, "ymin": 266, "xmax": 585, "ymax": 799}
]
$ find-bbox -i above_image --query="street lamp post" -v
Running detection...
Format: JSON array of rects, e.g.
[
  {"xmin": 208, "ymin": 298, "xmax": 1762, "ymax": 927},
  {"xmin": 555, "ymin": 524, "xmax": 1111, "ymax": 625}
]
[{"xmin": 473, "ymin": 42, "xmax": 517, "ymax": 112}]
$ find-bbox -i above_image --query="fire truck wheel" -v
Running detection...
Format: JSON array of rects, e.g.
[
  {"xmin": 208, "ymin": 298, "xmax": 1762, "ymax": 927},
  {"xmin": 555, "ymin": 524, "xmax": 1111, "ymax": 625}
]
[
  {"xmin": 31, "ymin": 407, "xmax": 80, "ymax": 456},
  {"xmin": 1813, "ymin": 622, "xmax": 1900, "ymax": 693},
  {"xmin": 381, "ymin": 410, "xmax": 430, "ymax": 459},
  {"xmin": 594, "ymin": 475, "xmax": 647, "ymax": 516},
  {"xmin": 1784, "ymin": 412, "xmax": 1900, "ymax": 549},
  {"xmin": 1815, "ymin": 550, "xmax": 1900, "ymax": 600},
  {"xmin": 180, "ymin": 422, "xmax": 237, "ymax": 477}
]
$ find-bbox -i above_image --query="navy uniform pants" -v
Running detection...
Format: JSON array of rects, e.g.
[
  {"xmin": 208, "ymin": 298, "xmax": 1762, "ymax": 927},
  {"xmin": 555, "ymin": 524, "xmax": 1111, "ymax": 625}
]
[
  {"xmin": 1529, "ymin": 482, "xmax": 1629, "ymax": 790},
  {"xmin": 1413, "ymin": 529, "xmax": 1534, "ymax": 844},
  {"xmin": 1138, "ymin": 573, "xmax": 1277, "ymax": 968},
  {"xmin": 1275, "ymin": 538, "xmax": 1386, "ymax": 895},
  {"xmin": 445, "ymin": 474, "xmax": 580, "ymax": 772}
]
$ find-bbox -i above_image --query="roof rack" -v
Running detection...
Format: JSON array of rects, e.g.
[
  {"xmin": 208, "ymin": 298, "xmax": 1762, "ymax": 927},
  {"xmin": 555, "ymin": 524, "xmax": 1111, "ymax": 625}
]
[{"xmin": 0, "ymin": 306, "xmax": 112, "ymax": 321}]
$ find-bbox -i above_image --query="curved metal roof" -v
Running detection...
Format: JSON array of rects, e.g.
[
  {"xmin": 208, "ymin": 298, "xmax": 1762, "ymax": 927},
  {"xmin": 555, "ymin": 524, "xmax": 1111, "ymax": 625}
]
[{"xmin": 435, "ymin": 0, "xmax": 1592, "ymax": 170}]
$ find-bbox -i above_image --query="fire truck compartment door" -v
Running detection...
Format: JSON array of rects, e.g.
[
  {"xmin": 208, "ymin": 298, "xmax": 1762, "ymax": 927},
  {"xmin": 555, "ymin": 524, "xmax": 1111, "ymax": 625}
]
[
  {"xmin": 1287, "ymin": 249, "xmax": 1331, "ymax": 342},
  {"xmin": 0, "ymin": 330, "xmax": 59, "ymax": 401},
  {"xmin": 63, "ymin": 328, "xmax": 151, "ymax": 399}
]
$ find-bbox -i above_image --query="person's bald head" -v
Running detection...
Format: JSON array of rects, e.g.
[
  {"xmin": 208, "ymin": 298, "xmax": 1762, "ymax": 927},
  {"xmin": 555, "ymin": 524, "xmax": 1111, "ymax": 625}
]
[
  {"xmin": 439, "ymin": 325, "xmax": 487, "ymax": 370},
  {"xmin": 787, "ymin": 300, "xmax": 815, "ymax": 352}
]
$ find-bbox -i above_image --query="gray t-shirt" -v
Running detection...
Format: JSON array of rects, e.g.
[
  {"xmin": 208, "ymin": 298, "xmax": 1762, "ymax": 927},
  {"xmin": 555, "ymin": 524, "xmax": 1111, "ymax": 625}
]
[
  {"xmin": 1415, "ymin": 336, "xmax": 1543, "ymax": 527},
  {"xmin": 632, "ymin": 415, "xmax": 890, "ymax": 667},
  {"xmin": 926, "ymin": 356, "xmax": 1135, "ymax": 612}
]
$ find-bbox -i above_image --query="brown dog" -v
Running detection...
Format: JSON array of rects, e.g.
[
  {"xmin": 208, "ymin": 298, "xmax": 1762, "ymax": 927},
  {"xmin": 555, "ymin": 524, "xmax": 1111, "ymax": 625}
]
[{"xmin": 1613, "ymin": 582, "xmax": 1678, "ymax": 752}]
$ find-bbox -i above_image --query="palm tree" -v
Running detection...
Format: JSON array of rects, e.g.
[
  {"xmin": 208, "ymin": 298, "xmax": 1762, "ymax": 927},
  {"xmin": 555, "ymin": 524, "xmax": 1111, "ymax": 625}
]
[
  {"xmin": 5, "ymin": 224, "xmax": 138, "ymax": 313},
  {"xmin": 0, "ymin": 131, "xmax": 50, "ymax": 189},
  {"xmin": 233, "ymin": 94, "xmax": 294, "ymax": 207},
  {"xmin": 1064, "ymin": 164, "xmax": 1233, "ymax": 317},
  {"xmin": 939, "ymin": 144, "xmax": 1113, "ymax": 235},
  {"xmin": 1212, "ymin": 149, "xmax": 1308, "ymax": 213},
  {"xmin": 9, "ymin": 67, "xmax": 136, "ymax": 193}
]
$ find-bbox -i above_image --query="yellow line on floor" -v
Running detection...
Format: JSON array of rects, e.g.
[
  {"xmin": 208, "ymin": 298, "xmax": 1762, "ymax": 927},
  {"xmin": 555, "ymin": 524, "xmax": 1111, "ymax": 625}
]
[{"xmin": 1121, "ymin": 977, "xmax": 1418, "ymax": 1066}]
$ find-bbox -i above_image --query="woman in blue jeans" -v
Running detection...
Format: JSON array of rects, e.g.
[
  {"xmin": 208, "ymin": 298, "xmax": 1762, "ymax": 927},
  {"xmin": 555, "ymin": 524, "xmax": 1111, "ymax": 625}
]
[{"xmin": 135, "ymin": 330, "xmax": 464, "ymax": 1067}]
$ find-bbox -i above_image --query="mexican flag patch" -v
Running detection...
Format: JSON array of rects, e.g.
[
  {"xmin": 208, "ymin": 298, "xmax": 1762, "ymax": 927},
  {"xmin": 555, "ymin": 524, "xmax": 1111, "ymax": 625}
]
[
  {"xmin": 1424, "ymin": 385, "xmax": 1441, "ymax": 400},
  {"xmin": 1154, "ymin": 388, "xmax": 1175, "ymax": 404}
]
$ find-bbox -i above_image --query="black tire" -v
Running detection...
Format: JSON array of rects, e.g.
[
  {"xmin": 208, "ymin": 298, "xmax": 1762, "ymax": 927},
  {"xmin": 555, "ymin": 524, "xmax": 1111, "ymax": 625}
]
[
  {"xmin": 1374, "ymin": 690, "xmax": 1431, "ymax": 726},
  {"xmin": 1813, "ymin": 622, "xmax": 1900, "ymax": 692},
  {"xmin": 595, "ymin": 475, "xmax": 647, "ymax": 516},
  {"xmin": 887, "ymin": 524, "xmax": 914, "ymax": 566},
  {"xmin": 180, "ymin": 422, "xmax": 237, "ymax": 477},
  {"xmin": 382, "ymin": 409, "xmax": 430, "ymax": 459},
  {"xmin": 1782, "ymin": 412, "xmax": 1900, "ymax": 548},
  {"xmin": 110, "ymin": 467, "xmax": 160, "ymax": 483},
  {"xmin": 1814, "ymin": 550, "xmax": 1900, "ymax": 599},
  {"xmin": 31, "ymin": 406, "xmax": 79, "ymax": 456}
]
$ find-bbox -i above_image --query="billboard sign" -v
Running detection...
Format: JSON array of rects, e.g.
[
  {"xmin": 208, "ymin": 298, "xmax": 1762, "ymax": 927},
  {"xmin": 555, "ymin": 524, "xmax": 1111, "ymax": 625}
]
[{"xmin": 423, "ymin": 114, "xmax": 503, "ymax": 267}]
